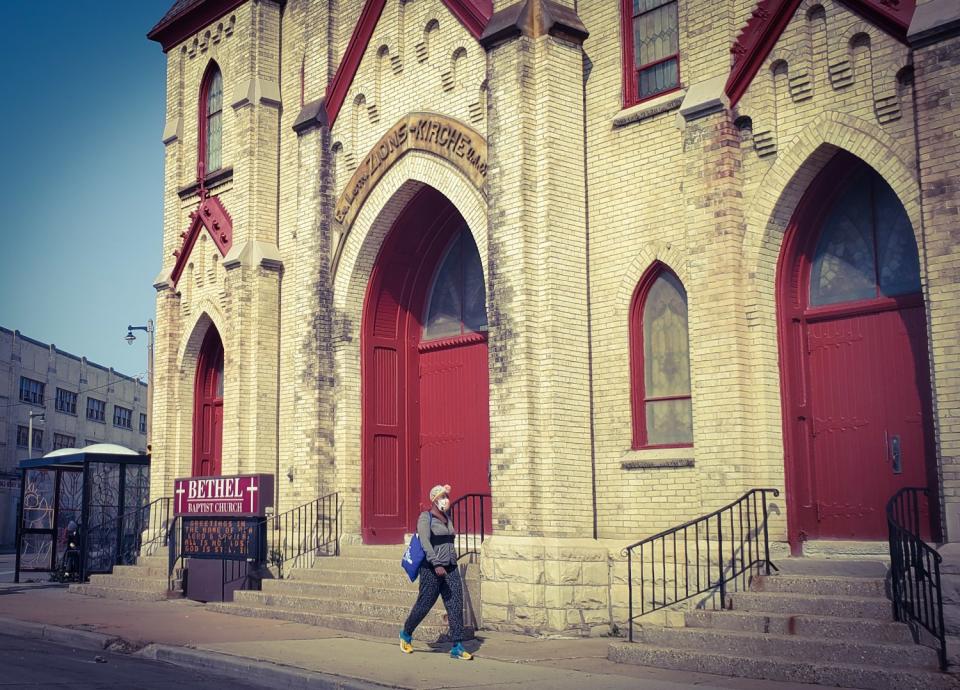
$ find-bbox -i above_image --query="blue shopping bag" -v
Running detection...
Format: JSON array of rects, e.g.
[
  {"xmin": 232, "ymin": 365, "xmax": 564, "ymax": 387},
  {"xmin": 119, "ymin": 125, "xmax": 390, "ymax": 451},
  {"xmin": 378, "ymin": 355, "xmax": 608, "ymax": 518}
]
[{"xmin": 401, "ymin": 513, "xmax": 432, "ymax": 581}]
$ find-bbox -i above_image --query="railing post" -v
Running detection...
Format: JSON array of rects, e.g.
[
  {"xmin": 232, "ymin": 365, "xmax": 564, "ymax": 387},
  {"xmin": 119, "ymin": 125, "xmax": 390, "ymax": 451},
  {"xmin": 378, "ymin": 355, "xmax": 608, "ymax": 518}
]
[
  {"xmin": 717, "ymin": 512, "xmax": 725, "ymax": 609},
  {"xmin": 761, "ymin": 490, "xmax": 771, "ymax": 576},
  {"xmin": 627, "ymin": 548, "xmax": 633, "ymax": 643}
]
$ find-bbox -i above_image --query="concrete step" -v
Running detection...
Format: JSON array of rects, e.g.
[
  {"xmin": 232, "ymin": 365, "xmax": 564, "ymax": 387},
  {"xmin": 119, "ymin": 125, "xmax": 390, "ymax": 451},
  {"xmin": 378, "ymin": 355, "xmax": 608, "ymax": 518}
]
[
  {"xmin": 87, "ymin": 574, "xmax": 170, "ymax": 591},
  {"xmin": 338, "ymin": 544, "xmax": 409, "ymax": 559},
  {"xmin": 111, "ymin": 564, "xmax": 169, "ymax": 578},
  {"xmin": 206, "ymin": 601, "xmax": 473, "ymax": 642},
  {"xmin": 801, "ymin": 541, "xmax": 891, "ymax": 560},
  {"xmin": 684, "ymin": 610, "xmax": 913, "ymax": 644},
  {"xmin": 730, "ymin": 591, "xmax": 893, "ymax": 620},
  {"xmin": 68, "ymin": 583, "xmax": 180, "ymax": 602},
  {"xmin": 290, "ymin": 566, "xmax": 479, "ymax": 590},
  {"xmin": 261, "ymin": 578, "xmax": 439, "ymax": 605},
  {"xmin": 633, "ymin": 624, "xmax": 937, "ymax": 669},
  {"xmin": 308, "ymin": 556, "xmax": 417, "ymax": 571},
  {"xmin": 136, "ymin": 555, "xmax": 170, "ymax": 569},
  {"xmin": 775, "ymin": 558, "xmax": 889, "ymax": 578},
  {"xmin": 608, "ymin": 642, "xmax": 956, "ymax": 690},
  {"xmin": 752, "ymin": 573, "xmax": 888, "ymax": 598},
  {"xmin": 233, "ymin": 590, "xmax": 448, "ymax": 627}
]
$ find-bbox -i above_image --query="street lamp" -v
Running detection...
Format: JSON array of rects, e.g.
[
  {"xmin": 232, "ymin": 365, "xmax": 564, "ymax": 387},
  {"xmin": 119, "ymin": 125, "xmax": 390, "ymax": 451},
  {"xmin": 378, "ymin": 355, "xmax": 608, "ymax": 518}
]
[
  {"xmin": 28, "ymin": 411, "xmax": 44, "ymax": 459},
  {"xmin": 125, "ymin": 320, "xmax": 154, "ymax": 450}
]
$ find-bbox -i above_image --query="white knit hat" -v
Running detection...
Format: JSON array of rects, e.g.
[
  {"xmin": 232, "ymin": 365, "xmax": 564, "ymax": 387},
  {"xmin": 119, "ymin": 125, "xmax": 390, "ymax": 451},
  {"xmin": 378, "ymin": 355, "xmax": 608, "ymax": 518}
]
[{"xmin": 429, "ymin": 484, "xmax": 451, "ymax": 502}]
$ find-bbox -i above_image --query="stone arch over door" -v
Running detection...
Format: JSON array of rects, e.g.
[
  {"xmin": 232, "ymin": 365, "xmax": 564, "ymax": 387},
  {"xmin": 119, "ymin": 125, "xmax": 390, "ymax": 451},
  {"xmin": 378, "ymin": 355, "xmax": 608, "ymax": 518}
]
[{"xmin": 332, "ymin": 151, "xmax": 488, "ymax": 540}]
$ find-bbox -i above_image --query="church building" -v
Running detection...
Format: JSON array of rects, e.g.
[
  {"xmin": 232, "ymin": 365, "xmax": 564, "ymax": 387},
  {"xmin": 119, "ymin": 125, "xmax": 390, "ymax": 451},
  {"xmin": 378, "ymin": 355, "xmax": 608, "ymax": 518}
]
[{"xmin": 144, "ymin": 0, "xmax": 960, "ymax": 636}]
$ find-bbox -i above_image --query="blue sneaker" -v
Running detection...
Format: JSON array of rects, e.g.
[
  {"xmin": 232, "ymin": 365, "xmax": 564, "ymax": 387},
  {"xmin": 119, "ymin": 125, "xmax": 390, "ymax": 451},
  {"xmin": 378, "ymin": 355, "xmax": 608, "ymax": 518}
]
[
  {"xmin": 399, "ymin": 630, "xmax": 413, "ymax": 654},
  {"xmin": 450, "ymin": 642, "xmax": 473, "ymax": 660}
]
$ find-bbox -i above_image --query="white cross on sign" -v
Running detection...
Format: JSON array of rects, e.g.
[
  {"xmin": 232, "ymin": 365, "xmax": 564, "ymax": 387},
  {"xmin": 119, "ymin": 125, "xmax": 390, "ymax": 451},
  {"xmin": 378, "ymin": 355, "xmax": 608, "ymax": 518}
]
[
  {"xmin": 175, "ymin": 485, "xmax": 187, "ymax": 514},
  {"xmin": 246, "ymin": 482, "xmax": 258, "ymax": 510}
]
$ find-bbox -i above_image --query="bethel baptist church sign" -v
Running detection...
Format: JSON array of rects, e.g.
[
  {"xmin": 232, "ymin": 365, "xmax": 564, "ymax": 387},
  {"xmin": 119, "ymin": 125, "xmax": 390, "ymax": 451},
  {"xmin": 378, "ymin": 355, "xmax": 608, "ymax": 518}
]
[{"xmin": 173, "ymin": 474, "xmax": 274, "ymax": 517}]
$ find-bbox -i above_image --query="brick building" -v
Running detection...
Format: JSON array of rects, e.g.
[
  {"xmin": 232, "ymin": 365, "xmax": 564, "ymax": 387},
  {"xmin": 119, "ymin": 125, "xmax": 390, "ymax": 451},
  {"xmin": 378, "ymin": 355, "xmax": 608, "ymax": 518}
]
[
  {"xmin": 0, "ymin": 327, "xmax": 148, "ymax": 546},
  {"xmin": 145, "ymin": 0, "xmax": 959, "ymax": 635}
]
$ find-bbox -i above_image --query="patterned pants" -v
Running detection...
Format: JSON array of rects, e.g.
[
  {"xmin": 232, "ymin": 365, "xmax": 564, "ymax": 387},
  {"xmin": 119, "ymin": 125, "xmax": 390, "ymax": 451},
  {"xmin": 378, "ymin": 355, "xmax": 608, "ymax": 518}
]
[{"xmin": 403, "ymin": 563, "xmax": 464, "ymax": 642}]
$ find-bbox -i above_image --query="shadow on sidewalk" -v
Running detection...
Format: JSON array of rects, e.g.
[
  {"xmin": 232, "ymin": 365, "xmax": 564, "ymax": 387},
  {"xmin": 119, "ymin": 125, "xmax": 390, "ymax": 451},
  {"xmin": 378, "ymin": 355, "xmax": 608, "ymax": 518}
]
[{"xmin": 0, "ymin": 583, "xmax": 67, "ymax": 596}]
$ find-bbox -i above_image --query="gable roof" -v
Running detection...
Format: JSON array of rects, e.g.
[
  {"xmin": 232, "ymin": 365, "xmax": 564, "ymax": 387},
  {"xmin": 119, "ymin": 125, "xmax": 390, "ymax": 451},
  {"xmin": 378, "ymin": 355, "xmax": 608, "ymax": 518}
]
[
  {"xmin": 726, "ymin": 0, "xmax": 915, "ymax": 107},
  {"xmin": 148, "ymin": 0, "xmax": 245, "ymax": 51},
  {"xmin": 325, "ymin": 0, "xmax": 492, "ymax": 127}
]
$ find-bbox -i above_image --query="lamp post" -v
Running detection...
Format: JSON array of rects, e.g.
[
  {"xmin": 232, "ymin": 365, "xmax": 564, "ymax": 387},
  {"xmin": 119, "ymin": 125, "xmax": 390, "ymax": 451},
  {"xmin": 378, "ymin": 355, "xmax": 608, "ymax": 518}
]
[
  {"xmin": 125, "ymin": 320, "xmax": 154, "ymax": 450},
  {"xmin": 27, "ymin": 411, "xmax": 44, "ymax": 459}
]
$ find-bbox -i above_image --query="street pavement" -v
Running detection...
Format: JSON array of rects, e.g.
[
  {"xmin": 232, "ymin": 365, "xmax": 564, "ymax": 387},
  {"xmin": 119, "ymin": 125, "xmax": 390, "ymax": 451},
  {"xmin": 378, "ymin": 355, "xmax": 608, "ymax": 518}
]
[
  {"xmin": 0, "ymin": 583, "xmax": 861, "ymax": 689},
  {"xmin": 0, "ymin": 631, "xmax": 265, "ymax": 689},
  {"xmin": 0, "ymin": 552, "xmax": 16, "ymax": 583}
]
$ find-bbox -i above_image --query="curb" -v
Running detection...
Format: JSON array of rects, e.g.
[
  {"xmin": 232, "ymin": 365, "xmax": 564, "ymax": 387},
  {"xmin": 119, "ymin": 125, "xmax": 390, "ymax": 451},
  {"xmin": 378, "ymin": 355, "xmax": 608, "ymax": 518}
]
[
  {"xmin": 141, "ymin": 644, "xmax": 394, "ymax": 690},
  {"xmin": 1, "ymin": 616, "xmax": 121, "ymax": 651}
]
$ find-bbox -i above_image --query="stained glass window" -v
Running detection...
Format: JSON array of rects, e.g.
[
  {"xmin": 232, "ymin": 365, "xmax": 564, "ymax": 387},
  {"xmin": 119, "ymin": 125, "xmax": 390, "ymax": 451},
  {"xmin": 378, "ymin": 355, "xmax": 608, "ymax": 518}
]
[
  {"xmin": 205, "ymin": 67, "xmax": 223, "ymax": 173},
  {"xmin": 626, "ymin": 0, "xmax": 680, "ymax": 103},
  {"xmin": 633, "ymin": 268, "xmax": 692, "ymax": 447},
  {"xmin": 422, "ymin": 227, "xmax": 487, "ymax": 341},
  {"xmin": 809, "ymin": 168, "xmax": 920, "ymax": 306}
]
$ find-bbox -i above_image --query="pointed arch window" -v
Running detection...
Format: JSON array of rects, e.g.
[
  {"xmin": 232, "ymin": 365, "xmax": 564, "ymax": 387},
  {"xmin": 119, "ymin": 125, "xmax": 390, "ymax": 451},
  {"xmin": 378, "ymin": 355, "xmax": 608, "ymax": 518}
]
[
  {"xmin": 200, "ymin": 64, "xmax": 223, "ymax": 175},
  {"xmin": 630, "ymin": 264, "xmax": 692, "ymax": 448},
  {"xmin": 422, "ymin": 227, "xmax": 487, "ymax": 341},
  {"xmin": 808, "ymin": 168, "xmax": 920, "ymax": 306}
]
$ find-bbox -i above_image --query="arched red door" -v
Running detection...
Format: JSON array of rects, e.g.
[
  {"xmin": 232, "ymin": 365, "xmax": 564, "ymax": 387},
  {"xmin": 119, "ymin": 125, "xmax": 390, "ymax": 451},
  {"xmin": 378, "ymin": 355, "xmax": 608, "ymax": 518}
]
[
  {"xmin": 361, "ymin": 187, "xmax": 491, "ymax": 544},
  {"xmin": 192, "ymin": 326, "xmax": 224, "ymax": 477},
  {"xmin": 778, "ymin": 152, "xmax": 937, "ymax": 545}
]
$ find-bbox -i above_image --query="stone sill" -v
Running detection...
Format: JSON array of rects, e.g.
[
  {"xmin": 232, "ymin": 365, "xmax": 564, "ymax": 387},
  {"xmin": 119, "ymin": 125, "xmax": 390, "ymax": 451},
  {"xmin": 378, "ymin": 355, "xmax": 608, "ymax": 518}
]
[
  {"xmin": 620, "ymin": 447, "xmax": 695, "ymax": 470},
  {"xmin": 612, "ymin": 90, "xmax": 686, "ymax": 128},
  {"xmin": 177, "ymin": 166, "xmax": 234, "ymax": 200}
]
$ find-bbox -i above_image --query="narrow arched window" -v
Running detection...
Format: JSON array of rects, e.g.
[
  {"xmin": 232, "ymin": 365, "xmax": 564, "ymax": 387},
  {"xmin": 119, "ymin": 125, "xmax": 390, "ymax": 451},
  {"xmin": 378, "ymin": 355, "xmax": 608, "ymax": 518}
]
[
  {"xmin": 422, "ymin": 227, "xmax": 487, "ymax": 341},
  {"xmin": 630, "ymin": 264, "xmax": 692, "ymax": 448},
  {"xmin": 200, "ymin": 65, "xmax": 223, "ymax": 175}
]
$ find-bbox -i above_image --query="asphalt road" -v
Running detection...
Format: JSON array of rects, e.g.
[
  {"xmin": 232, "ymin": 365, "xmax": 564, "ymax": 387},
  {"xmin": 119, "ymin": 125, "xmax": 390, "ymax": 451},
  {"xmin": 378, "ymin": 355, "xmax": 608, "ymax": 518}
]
[{"xmin": 0, "ymin": 632, "xmax": 266, "ymax": 689}]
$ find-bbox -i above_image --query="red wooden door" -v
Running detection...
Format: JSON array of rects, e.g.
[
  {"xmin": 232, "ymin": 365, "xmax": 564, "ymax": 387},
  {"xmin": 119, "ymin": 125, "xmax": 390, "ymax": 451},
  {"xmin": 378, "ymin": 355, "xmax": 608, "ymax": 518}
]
[
  {"xmin": 192, "ymin": 328, "xmax": 223, "ymax": 477},
  {"xmin": 780, "ymin": 154, "xmax": 937, "ymax": 545},
  {"xmin": 361, "ymin": 188, "xmax": 491, "ymax": 543}
]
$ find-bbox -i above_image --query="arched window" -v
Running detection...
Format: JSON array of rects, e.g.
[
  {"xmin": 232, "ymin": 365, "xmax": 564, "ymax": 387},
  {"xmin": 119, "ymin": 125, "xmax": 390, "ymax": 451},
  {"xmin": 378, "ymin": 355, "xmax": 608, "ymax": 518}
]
[
  {"xmin": 808, "ymin": 167, "xmax": 920, "ymax": 306},
  {"xmin": 422, "ymin": 227, "xmax": 487, "ymax": 341},
  {"xmin": 630, "ymin": 264, "xmax": 692, "ymax": 448},
  {"xmin": 200, "ymin": 64, "xmax": 223, "ymax": 175}
]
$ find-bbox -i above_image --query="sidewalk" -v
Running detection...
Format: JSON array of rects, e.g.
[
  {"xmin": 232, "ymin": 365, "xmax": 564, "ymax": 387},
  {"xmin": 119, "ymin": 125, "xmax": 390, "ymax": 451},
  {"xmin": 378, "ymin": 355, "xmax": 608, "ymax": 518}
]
[{"xmin": 0, "ymin": 583, "xmax": 853, "ymax": 689}]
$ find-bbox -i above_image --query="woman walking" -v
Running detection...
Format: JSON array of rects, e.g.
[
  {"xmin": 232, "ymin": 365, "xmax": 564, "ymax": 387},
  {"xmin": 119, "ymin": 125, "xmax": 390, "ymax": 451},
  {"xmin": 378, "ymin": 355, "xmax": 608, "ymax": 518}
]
[{"xmin": 399, "ymin": 484, "xmax": 473, "ymax": 660}]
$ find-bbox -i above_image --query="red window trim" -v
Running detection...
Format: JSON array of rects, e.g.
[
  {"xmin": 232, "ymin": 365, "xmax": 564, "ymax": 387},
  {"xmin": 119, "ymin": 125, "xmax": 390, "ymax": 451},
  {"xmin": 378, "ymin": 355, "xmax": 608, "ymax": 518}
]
[
  {"xmin": 629, "ymin": 261, "xmax": 693, "ymax": 450},
  {"xmin": 198, "ymin": 61, "xmax": 222, "ymax": 180},
  {"xmin": 620, "ymin": 0, "xmax": 682, "ymax": 108}
]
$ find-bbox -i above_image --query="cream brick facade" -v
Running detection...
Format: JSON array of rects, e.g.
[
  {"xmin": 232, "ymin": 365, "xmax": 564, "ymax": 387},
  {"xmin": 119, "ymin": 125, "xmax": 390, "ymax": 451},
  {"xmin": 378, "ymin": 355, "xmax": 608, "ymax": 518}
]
[{"xmin": 148, "ymin": 0, "xmax": 960, "ymax": 636}]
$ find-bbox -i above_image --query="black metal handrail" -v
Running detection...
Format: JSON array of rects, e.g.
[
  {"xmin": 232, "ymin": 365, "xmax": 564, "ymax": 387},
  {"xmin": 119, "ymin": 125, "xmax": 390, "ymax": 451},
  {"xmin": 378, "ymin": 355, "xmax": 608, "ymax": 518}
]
[
  {"xmin": 450, "ymin": 493, "xmax": 491, "ymax": 560},
  {"xmin": 265, "ymin": 492, "xmax": 339, "ymax": 578},
  {"xmin": 622, "ymin": 488, "xmax": 780, "ymax": 642},
  {"xmin": 82, "ymin": 496, "xmax": 172, "ymax": 580},
  {"xmin": 887, "ymin": 487, "xmax": 946, "ymax": 670}
]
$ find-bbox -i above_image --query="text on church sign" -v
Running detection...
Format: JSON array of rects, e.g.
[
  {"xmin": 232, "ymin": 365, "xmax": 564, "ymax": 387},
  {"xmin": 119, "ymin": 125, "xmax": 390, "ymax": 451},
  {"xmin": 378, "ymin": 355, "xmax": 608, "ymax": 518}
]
[
  {"xmin": 173, "ymin": 474, "xmax": 274, "ymax": 517},
  {"xmin": 334, "ymin": 113, "xmax": 488, "ymax": 231}
]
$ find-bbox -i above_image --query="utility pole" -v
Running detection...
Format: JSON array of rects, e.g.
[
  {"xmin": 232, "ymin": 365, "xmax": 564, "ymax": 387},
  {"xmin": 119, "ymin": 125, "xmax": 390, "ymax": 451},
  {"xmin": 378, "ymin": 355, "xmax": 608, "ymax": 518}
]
[
  {"xmin": 27, "ymin": 411, "xmax": 44, "ymax": 459},
  {"xmin": 126, "ymin": 319, "xmax": 155, "ymax": 450}
]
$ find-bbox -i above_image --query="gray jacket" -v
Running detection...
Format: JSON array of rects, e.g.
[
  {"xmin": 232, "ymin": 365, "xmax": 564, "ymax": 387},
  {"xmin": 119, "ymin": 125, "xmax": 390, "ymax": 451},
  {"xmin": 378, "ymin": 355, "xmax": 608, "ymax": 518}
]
[{"xmin": 417, "ymin": 510, "xmax": 457, "ymax": 567}]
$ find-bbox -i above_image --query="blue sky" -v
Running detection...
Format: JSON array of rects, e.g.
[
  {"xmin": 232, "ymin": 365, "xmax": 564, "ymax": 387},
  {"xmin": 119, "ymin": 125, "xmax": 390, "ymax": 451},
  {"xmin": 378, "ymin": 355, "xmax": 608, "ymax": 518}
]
[{"xmin": 0, "ymin": 1, "xmax": 173, "ymax": 378}]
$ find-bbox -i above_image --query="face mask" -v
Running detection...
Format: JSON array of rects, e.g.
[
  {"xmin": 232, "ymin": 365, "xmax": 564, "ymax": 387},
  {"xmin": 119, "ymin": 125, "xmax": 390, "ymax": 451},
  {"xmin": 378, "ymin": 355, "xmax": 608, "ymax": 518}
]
[{"xmin": 436, "ymin": 497, "xmax": 450, "ymax": 511}]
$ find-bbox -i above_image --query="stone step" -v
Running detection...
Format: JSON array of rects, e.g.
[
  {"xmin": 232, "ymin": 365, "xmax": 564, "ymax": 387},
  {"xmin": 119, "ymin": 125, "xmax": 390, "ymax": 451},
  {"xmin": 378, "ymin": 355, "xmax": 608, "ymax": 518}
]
[
  {"xmin": 87, "ymin": 574, "xmax": 171, "ymax": 591},
  {"xmin": 752, "ymin": 573, "xmax": 888, "ymax": 598},
  {"xmin": 608, "ymin": 642, "xmax": 955, "ymax": 690},
  {"xmin": 233, "ymin": 590, "xmax": 448, "ymax": 627},
  {"xmin": 308, "ymin": 556, "xmax": 420, "ymax": 571},
  {"xmin": 775, "ymin": 558, "xmax": 889, "ymax": 578},
  {"xmin": 801, "ymin": 541, "xmax": 891, "ymax": 560},
  {"xmin": 262, "ymin": 578, "xmax": 441, "ymax": 604},
  {"xmin": 684, "ymin": 610, "xmax": 913, "ymax": 644},
  {"xmin": 136, "ymin": 554, "xmax": 170, "ymax": 569},
  {"xmin": 110, "ymin": 564, "xmax": 170, "ymax": 578},
  {"xmin": 338, "ymin": 544, "xmax": 409, "ymax": 559},
  {"xmin": 68, "ymin": 583, "xmax": 180, "ymax": 602},
  {"xmin": 290, "ymin": 566, "xmax": 479, "ymax": 589},
  {"xmin": 633, "ymin": 624, "xmax": 937, "ymax": 669},
  {"xmin": 730, "ymin": 591, "xmax": 894, "ymax": 620},
  {"xmin": 206, "ymin": 602, "xmax": 473, "ymax": 642}
]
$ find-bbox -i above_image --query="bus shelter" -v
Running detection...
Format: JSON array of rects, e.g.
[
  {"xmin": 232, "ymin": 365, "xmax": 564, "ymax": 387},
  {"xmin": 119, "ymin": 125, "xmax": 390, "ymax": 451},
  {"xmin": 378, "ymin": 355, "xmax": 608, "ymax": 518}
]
[{"xmin": 15, "ymin": 444, "xmax": 150, "ymax": 582}]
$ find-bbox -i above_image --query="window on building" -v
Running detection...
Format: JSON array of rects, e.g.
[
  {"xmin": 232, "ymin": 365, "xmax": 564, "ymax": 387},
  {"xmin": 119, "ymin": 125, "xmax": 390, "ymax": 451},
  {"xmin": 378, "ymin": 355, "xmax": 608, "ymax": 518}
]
[
  {"xmin": 55, "ymin": 388, "xmax": 78, "ymax": 415},
  {"xmin": 53, "ymin": 433, "xmax": 76, "ymax": 450},
  {"xmin": 630, "ymin": 264, "xmax": 693, "ymax": 447},
  {"xmin": 113, "ymin": 405, "xmax": 132, "ymax": 429},
  {"xmin": 16, "ymin": 425, "xmax": 43, "ymax": 449},
  {"xmin": 86, "ymin": 397, "xmax": 106, "ymax": 423},
  {"xmin": 622, "ymin": 0, "xmax": 680, "ymax": 105},
  {"xmin": 19, "ymin": 376, "xmax": 45, "ymax": 405},
  {"xmin": 421, "ymin": 227, "xmax": 488, "ymax": 341},
  {"xmin": 201, "ymin": 64, "xmax": 223, "ymax": 174},
  {"xmin": 139, "ymin": 413, "xmax": 147, "ymax": 434}
]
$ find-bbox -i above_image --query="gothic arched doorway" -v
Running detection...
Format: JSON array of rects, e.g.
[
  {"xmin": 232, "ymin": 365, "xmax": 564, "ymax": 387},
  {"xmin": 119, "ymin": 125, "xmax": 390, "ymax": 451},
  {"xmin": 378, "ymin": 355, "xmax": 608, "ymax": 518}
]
[
  {"xmin": 192, "ymin": 325, "xmax": 224, "ymax": 477},
  {"xmin": 361, "ymin": 187, "xmax": 491, "ymax": 544},
  {"xmin": 778, "ymin": 152, "xmax": 937, "ymax": 546}
]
